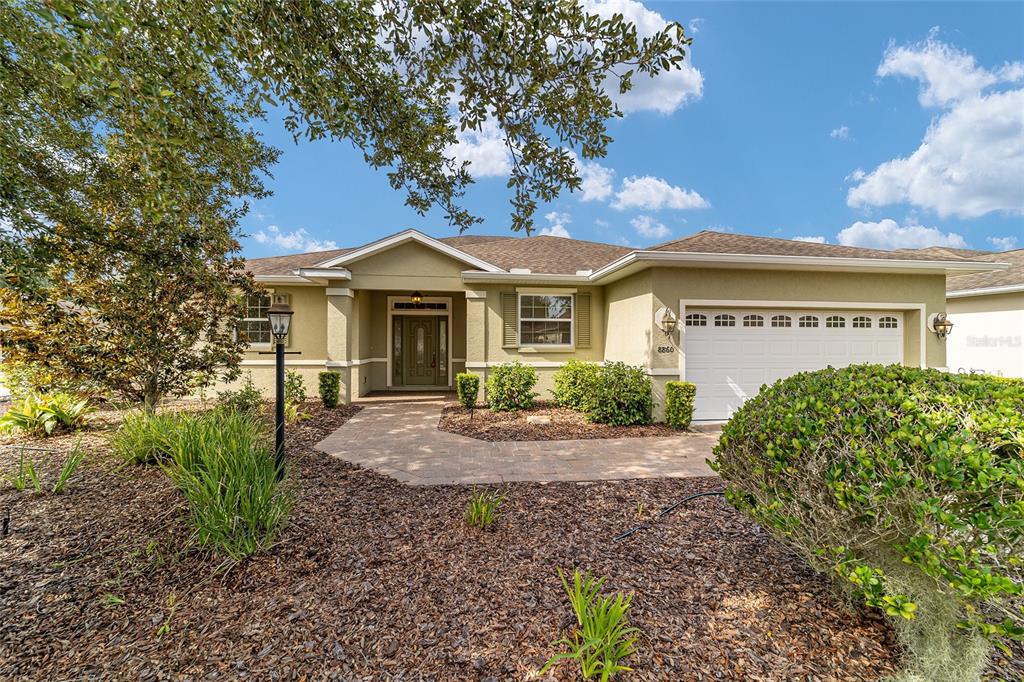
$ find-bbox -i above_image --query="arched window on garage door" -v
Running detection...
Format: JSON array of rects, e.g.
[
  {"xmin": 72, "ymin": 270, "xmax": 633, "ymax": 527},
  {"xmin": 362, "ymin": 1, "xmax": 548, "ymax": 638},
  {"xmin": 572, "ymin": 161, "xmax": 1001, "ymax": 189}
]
[
  {"xmin": 742, "ymin": 314, "xmax": 764, "ymax": 327},
  {"xmin": 853, "ymin": 316, "xmax": 872, "ymax": 328},
  {"xmin": 771, "ymin": 314, "xmax": 792, "ymax": 328},
  {"xmin": 685, "ymin": 313, "xmax": 707, "ymax": 327},
  {"xmin": 798, "ymin": 315, "xmax": 819, "ymax": 328},
  {"xmin": 714, "ymin": 313, "xmax": 736, "ymax": 327},
  {"xmin": 879, "ymin": 316, "xmax": 899, "ymax": 329}
]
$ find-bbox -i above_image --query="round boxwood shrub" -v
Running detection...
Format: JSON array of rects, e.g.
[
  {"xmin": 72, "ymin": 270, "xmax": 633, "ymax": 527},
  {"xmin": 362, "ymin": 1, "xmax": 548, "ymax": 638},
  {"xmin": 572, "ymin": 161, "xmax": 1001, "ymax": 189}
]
[
  {"xmin": 664, "ymin": 381, "xmax": 696, "ymax": 429},
  {"xmin": 486, "ymin": 362, "xmax": 538, "ymax": 412},
  {"xmin": 455, "ymin": 372, "xmax": 480, "ymax": 409},
  {"xmin": 586, "ymin": 361, "xmax": 652, "ymax": 426},
  {"xmin": 552, "ymin": 360, "xmax": 601, "ymax": 411},
  {"xmin": 712, "ymin": 365, "xmax": 1023, "ymax": 682}
]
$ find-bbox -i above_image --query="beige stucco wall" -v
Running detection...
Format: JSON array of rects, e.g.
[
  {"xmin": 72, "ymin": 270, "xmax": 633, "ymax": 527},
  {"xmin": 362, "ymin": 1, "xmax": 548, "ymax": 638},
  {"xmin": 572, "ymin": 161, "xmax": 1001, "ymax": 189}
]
[
  {"xmin": 947, "ymin": 291, "xmax": 1024, "ymax": 378},
  {"xmin": 347, "ymin": 241, "xmax": 468, "ymax": 291}
]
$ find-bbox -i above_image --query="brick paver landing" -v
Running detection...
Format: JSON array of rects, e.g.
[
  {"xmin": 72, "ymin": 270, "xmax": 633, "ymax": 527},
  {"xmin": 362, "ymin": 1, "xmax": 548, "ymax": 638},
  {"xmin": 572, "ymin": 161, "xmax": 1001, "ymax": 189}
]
[{"xmin": 315, "ymin": 400, "xmax": 718, "ymax": 485}]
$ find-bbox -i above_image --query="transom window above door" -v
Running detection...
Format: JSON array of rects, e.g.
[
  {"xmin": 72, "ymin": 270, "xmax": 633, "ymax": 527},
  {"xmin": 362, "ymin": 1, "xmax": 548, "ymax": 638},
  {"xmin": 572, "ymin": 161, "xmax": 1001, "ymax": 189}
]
[{"xmin": 519, "ymin": 294, "xmax": 572, "ymax": 346}]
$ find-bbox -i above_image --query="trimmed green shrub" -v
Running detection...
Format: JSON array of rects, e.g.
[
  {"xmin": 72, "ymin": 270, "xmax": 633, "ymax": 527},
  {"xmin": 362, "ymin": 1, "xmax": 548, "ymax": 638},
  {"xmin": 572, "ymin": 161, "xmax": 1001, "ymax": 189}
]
[
  {"xmin": 552, "ymin": 360, "xmax": 601, "ymax": 411},
  {"xmin": 455, "ymin": 373, "xmax": 480, "ymax": 409},
  {"xmin": 664, "ymin": 381, "xmax": 696, "ymax": 429},
  {"xmin": 284, "ymin": 370, "xmax": 306, "ymax": 404},
  {"xmin": 162, "ymin": 410, "xmax": 292, "ymax": 560},
  {"xmin": 712, "ymin": 365, "xmax": 1024, "ymax": 682},
  {"xmin": 111, "ymin": 410, "xmax": 185, "ymax": 465},
  {"xmin": 0, "ymin": 392, "xmax": 95, "ymax": 436},
  {"xmin": 586, "ymin": 362, "xmax": 652, "ymax": 426},
  {"xmin": 318, "ymin": 371, "xmax": 340, "ymax": 408},
  {"xmin": 486, "ymin": 362, "xmax": 538, "ymax": 412},
  {"xmin": 216, "ymin": 373, "xmax": 264, "ymax": 417}
]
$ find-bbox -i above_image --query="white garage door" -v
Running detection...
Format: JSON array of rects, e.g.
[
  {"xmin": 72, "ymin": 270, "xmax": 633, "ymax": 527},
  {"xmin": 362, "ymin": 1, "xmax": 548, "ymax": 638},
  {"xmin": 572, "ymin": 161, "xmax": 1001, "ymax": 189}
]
[{"xmin": 684, "ymin": 310, "xmax": 903, "ymax": 421}]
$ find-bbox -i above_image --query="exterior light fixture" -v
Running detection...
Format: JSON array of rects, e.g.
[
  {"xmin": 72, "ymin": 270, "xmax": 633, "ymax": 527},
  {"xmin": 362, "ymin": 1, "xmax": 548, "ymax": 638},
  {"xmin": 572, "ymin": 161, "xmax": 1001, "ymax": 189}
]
[
  {"xmin": 657, "ymin": 306, "xmax": 678, "ymax": 336},
  {"xmin": 410, "ymin": 291, "xmax": 423, "ymax": 305},
  {"xmin": 266, "ymin": 295, "xmax": 294, "ymax": 478},
  {"xmin": 929, "ymin": 312, "xmax": 954, "ymax": 340}
]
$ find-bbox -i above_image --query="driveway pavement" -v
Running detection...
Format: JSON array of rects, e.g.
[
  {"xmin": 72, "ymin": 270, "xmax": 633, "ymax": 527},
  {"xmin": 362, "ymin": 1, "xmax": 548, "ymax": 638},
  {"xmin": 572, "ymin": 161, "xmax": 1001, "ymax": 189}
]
[{"xmin": 315, "ymin": 400, "xmax": 718, "ymax": 485}]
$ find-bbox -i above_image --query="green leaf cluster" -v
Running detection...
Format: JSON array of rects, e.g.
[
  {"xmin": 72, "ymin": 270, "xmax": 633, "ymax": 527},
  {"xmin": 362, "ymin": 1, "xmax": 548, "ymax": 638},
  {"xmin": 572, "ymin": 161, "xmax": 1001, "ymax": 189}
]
[
  {"xmin": 552, "ymin": 360, "xmax": 602, "ymax": 411},
  {"xmin": 586, "ymin": 362, "xmax": 652, "ymax": 426},
  {"xmin": 664, "ymin": 381, "xmax": 696, "ymax": 430},
  {"xmin": 486, "ymin": 362, "xmax": 538, "ymax": 412},
  {"xmin": 712, "ymin": 365, "xmax": 1024, "ymax": 676},
  {"xmin": 0, "ymin": 393, "xmax": 95, "ymax": 436},
  {"xmin": 318, "ymin": 372, "xmax": 341, "ymax": 409},
  {"xmin": 465, "ymin": 488, "xmax": 505, "ymax": 530},
  {"xmin": 455, "ymin": 372, "xmax": 481, "ymax": 409}
]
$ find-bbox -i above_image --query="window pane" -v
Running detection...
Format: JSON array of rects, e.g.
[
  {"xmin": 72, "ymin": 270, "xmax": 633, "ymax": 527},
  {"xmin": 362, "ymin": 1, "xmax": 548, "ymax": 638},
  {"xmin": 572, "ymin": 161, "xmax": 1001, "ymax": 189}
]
[
  {"xmin": 520, "ymin": 295, "xmax": 571, "ymax": 320},
  {"xmin": 714, "ymin": 314, "xmax": 735, "ymax": 327},
  {"xmin": 238, "ymin": 320, "xmax": 271, "ymax": 344},
  {"xmin": 799, "ymin": 315, "xmax": 819, "ymax": 328},
  {"xmin": 826, "ymin": 315, "xmax": 846, "ymax": 328},
  {"xmin": 879, "ymin": 316, "xmax": 898, "ymax": 329},
  {"xmin": 743, "ymin": 314, "xmax": 764, "ymax": 327},
  {"xmin": 520, "ymin": 320, "xmax": 571, "ymax": 345},
  {"xmin": 685, "ymin": 313, "xmax": 706, "ymax": 327},
  {"xmin": 771, "ymin": 315, "xmax": 791, "ymax": 328}
]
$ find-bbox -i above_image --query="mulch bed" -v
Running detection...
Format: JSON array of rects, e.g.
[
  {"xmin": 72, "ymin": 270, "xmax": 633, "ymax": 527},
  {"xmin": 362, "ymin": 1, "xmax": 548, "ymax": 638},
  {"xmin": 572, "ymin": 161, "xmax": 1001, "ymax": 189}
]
[
  {"xmin": 439, "ymin": 402, "xmax": 684, "ymax": 441},
  {"xmin": 1, "ymin": 405, "xmax": 1021, "ymax": 680}
]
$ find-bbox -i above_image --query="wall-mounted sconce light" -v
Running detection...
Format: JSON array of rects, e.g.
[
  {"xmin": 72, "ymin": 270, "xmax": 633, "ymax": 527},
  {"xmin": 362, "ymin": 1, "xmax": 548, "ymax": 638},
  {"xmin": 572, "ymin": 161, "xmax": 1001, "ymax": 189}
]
[
  {"xmin": 656, "ymin": 306, "xmax": 678, "ymax": 336},
  {"xmin": 410, "ymin": 291, "xmax": 423, "ymax": 305},
  {"xmin": 929, "ymin": 312, "xmax": 954, "ymax": 340}
]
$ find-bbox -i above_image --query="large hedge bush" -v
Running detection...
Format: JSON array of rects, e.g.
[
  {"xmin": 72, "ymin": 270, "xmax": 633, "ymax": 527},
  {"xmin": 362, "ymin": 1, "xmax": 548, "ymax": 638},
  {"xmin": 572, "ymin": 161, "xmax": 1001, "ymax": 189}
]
[
  {"xmin": 712, "ymin": 365, "xmax": 1023, "ymax": 682},
  {"xmin": 586, "ymin": 362, "xmax": 652, "ymax": 426},
  {"xmin": 486, "ymin": 362, "xmax": 538, "ymax": 412},
  {"xmin": 664, "ymin": 381, "xmax": 696, "ymax": 429},
  {"xmin": 552, "ymin": 360, "xmax": 601, "ymax": 411}
]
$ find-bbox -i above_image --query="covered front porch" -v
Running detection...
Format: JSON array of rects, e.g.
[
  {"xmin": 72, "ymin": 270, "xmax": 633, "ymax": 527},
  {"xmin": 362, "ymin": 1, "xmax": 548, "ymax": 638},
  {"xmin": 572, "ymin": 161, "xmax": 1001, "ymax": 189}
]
[{"xmin": 326, "ymin": 288, "xmax": 467, "ymax": 403}]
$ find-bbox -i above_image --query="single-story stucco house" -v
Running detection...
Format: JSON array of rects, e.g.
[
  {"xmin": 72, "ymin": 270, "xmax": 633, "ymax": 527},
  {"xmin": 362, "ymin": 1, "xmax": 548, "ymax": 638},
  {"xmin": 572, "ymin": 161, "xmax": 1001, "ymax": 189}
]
[
  {"xmin": 941, "ymin": 247, "xmax": 1023, "ymax": 379},
  {"xmin": 236, "ymin": 229, "xmax": 1006, "ymax": 421}
]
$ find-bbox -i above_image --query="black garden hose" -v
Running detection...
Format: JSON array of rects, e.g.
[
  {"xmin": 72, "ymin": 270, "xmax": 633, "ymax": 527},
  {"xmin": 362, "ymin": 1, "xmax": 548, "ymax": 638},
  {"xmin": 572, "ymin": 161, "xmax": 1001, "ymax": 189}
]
[{"xmin": 613, "ymin": 490, "xmax": 725, "ymax": 541}]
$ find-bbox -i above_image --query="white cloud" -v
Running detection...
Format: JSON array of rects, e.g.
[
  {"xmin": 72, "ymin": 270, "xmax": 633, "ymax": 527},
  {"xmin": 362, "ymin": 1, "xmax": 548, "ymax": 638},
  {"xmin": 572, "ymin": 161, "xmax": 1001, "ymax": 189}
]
[
  {"xmin": 878, "ymin": 34, "xmax": 1021, "ymax": 108},
  {"xmin": 830, "ymin": 125, "xmax": 850, "ymax": 140},
  {"xmin": 253, "ymin": 225, "xmax": 338, "ymax": 253},
  {"xmin": 630, "ymin": 215, "xmax": 671, "ymax": 240},
  {"xmin": 988, "ymin": 235, "xmax": 1019, "ymax": 251},
  {"xmin": 612, "ymin": 175, "xmax": 709, "ymax": 211},
  {"xmin": 538, "ymin": 211, "xmax": 572, "ymax": 238},
  {"xmin": 688, "ymin": 18, "xmax": 704, "ymax": 35},
  {"xmin": 793, "ymin": 235, "xmax": 827, "ymax": 244},
  {"xmin": 569, "ymin": 152, "xmax": 615, "ymax": 202},
  {"xmin": 449, "ymin": 118, "xmax": 511, "ymax": 177},
  {"xmin": 837, "ymin": 218, "xmax": 967, "ymax": 250},
  {"xmin": 848, "ymin": 38, "xmax": 1024, "ymax": 219},
  {"xmin": 583, "ymin": 0, "xmax": 704, "ymax": 114}
]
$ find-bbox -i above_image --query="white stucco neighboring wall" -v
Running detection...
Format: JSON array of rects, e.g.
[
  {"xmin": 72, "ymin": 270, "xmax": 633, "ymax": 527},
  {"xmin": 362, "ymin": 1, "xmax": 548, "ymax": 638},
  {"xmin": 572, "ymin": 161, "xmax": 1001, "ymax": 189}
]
[{"xmin": 946, "ymin": 291, "xmax": 1024, "ymax": 378}]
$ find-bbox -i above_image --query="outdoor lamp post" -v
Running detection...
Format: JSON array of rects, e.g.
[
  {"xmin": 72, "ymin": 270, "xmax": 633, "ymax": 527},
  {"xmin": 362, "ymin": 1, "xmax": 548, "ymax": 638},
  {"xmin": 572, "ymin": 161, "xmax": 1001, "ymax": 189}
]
[{"xmin": 266, "ymin": 297, "xmax": 294, "ymax": 477}]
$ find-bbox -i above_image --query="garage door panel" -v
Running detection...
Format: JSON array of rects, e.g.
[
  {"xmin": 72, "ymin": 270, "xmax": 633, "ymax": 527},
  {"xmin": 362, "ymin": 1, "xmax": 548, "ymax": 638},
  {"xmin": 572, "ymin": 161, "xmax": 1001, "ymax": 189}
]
[{"xmin": 685, "ymin": 309, "xmax": 902, "ymax": 421}]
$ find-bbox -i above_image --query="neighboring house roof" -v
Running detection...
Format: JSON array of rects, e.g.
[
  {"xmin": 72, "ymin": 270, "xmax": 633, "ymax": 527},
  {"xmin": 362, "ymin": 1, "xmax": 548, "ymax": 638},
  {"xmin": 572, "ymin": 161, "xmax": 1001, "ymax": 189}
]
[
  {"xmin": 245, "ymin": 228, "xmax": 1006, "ymax": 283},
  {"xmin": 946, "ymin": 248, "xmax": 1024, "ymax": 296}
]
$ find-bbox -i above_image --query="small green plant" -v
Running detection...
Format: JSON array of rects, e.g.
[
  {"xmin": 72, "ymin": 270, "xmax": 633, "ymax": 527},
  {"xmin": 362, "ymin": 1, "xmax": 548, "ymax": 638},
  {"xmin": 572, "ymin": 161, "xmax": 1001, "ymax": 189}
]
[
  {"xmin": 284, "ymin": 400, "xmax": 312, "ymax": 425},
  {"xmin": 318, "ymin": 371, "xmax": 341, "ymax": 408},
  {"xmin": 664, "ymin": 381, "xmax": 696, "ymax": 429},
  {"xmin": 485, "ymin": 362, "xmax": 538, "ymax": 412},
  {"xmin": 586, "ymin": 362, "xmax": 652, "ymax": 426},
  {"xmin": 455, "ymin": 373, "xmax": 480, "ymax": 410},
  {"xmin": 3, "ymin": 452, "xmax": 42, "ymax": 492},
  {"xmin": 0, "ymin": 392, "xmax": 95, "ymax": 436},
  {"xmin": 552, "ymin": 360, "xmax": 601, "ymax": 411},
  {"xmin": 52, "ymin": 446, "xmax": 86, "ymax": 494},
  {"xmin": 156, "ymin": 592, "xmax": 178, "ymax": 637},
  {"xmin": 101, "ymin": 594, "xmax": 126, "ymax": 608},
  {"xmin": 465, "ymin": 488, "xmax": 506, "ymax": 529},
  {"xmin": 541, "ymin": 569, "xmax": 640, "ymax": 681},
  {"xmin": 215, "ymin": 373, "xmax": 264, "ymax": 417},
  {"xmin": 162, "ymin": 410, "xmax": 293, "ymax": 560},
  {"xmin": 110, "ymin": 411, "xmax": 184, "ymax": 465},
  {"xmin": 284, "ymin": 369, "xmax": 307, "ymax": 404}
]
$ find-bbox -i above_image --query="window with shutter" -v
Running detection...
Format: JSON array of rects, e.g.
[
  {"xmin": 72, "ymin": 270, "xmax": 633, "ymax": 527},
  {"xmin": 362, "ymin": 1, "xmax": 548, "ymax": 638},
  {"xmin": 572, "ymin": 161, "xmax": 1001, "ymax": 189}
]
[{"xmin": 501, "ymin": 292, "xmax": 518, "ymax": 347}]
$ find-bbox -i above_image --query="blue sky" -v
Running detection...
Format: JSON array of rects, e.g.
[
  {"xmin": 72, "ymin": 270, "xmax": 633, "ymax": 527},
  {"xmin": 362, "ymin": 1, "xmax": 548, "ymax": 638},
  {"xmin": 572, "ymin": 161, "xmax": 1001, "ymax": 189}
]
[{"xmin": 241, "ymin": 1, "xmax": 1024, "ymax": 259}]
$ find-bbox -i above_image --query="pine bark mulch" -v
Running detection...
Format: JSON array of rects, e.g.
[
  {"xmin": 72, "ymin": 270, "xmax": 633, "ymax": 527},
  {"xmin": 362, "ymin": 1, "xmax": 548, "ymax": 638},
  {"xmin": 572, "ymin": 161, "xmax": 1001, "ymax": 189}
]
[
  {"xmin": 2, "ymin": 405, "xmax": 1021, "ymax": 680},
  {"xmin": 439, "ymin": 403, "xmax": 685, "ymax": 442}
]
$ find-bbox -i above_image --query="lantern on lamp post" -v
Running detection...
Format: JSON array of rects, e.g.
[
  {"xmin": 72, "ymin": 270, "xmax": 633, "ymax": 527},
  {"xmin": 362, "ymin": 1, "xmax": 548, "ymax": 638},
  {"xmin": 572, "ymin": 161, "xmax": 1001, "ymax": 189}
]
[{"xmin": 266, "ymin": 297, "xmax": 294, "ymax": 477}]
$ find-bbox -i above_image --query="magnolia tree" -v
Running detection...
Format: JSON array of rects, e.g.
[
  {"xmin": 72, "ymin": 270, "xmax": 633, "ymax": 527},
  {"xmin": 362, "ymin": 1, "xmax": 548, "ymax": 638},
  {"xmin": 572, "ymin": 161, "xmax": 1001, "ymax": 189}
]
[{"xmin": 0, "ymin": 0, "xmax": 691, "ymax": 405}]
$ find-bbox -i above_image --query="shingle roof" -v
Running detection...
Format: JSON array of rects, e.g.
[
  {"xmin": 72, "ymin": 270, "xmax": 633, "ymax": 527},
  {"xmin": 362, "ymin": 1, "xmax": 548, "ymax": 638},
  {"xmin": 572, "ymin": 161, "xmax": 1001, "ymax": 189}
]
[
  {"xmin": 648, "ymin": 230, "xmax": 983, "ymax": 262},
  {"xmin": 946, "ymin": 248, "xmax": 1024, "ymax": 292},
  {"xmin": 441, "ymin": 234, "xmax": 631, "ymax": 274},
  {"xmin": 244, "ymin": 228, "xmax": 1002, "ymax": 278}
]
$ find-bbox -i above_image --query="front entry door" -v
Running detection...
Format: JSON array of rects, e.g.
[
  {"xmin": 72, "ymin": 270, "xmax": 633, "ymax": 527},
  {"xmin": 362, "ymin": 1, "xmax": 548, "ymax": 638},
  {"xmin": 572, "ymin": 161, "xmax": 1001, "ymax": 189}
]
[{"xmin": 403, "ymin": 317, "xmax": 438, "ymax": 385}]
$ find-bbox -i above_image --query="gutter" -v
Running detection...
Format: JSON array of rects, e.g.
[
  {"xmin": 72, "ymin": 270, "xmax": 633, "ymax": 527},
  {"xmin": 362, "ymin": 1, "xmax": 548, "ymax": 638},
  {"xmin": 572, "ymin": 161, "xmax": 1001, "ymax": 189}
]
[{"xmin": 947, "ymin": 283, "xmax": 1024, "ymax": 298}]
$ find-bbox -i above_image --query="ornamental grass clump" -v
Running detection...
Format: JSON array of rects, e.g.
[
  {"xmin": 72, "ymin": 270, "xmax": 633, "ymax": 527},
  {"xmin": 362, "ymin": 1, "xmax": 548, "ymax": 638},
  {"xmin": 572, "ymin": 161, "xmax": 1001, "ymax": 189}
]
[
  {"xmin": 111, "ymin": 410, "xmax": 184, "ymax": 465},
  {"xmin": 712, "ymin": 365, "xmax": 1024, "ymax": 682},
  {"xmin": 541, "ymin": 569, "xmax": 639, "ymax": 681},
  {"xmin": 162, "ymin": 410, "xmax": 292, "ymax": 560},
  {"xmin": 465, "ymin": 488, "xmax": 505, "ymax": 529}
]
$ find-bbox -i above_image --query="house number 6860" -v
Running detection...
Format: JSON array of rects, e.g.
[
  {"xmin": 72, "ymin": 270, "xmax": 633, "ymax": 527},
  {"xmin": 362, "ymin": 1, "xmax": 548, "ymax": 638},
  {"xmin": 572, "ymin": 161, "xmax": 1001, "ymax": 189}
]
[{"xmin": 657, "ymin": 345, "xmax": 675, "ymax": 354}]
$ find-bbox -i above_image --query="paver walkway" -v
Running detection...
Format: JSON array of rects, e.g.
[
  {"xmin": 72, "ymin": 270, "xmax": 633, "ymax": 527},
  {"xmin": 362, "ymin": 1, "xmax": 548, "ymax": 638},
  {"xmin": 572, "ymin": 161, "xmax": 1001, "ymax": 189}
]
[{"xmin": 315, "ymin": 400, "xmax": 718, "ymax": 485}]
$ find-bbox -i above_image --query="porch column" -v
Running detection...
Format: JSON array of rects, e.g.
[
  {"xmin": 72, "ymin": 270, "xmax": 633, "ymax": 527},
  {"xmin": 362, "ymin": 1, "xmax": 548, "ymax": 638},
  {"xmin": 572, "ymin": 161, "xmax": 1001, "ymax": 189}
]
[
  {"xmin": 326, "ymin": 287, "xmax": 354, "ymax": 401},
  {"xmin": 465, "ymin": 290, "xmax": 488, "ymax": 382}
]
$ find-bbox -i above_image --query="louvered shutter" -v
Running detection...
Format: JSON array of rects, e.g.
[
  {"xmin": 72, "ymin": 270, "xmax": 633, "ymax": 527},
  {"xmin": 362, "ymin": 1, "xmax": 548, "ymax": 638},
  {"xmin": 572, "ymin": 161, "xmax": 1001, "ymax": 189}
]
[
  {"xmin": 501, "ymin": 292, "xmax": 518, "ymax": 347},
  {"xmin": 575, "ymin": 293, "xmax": 591, "ymax": 348}
]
